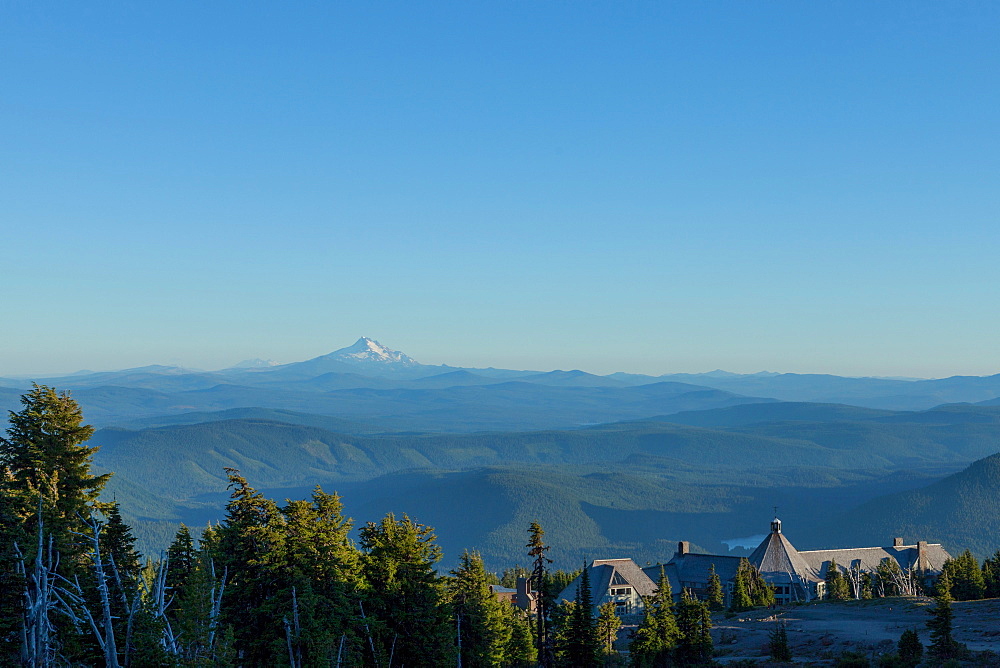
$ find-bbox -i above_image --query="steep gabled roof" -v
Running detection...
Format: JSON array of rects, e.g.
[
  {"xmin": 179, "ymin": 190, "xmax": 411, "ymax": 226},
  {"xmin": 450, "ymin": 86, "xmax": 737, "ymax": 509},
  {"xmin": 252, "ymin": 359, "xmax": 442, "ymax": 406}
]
[
  {"xmin": 748, "ymin": 525, "xmax": 822, "ymax": 584},
  {"xmin": 555, "ymin": 558, "xmax": 658, "ymax": 606}
]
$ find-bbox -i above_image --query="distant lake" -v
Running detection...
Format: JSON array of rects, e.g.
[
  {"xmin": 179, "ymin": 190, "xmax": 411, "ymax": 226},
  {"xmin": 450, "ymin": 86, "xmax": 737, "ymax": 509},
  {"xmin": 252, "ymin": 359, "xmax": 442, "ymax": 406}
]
[{"xmin": 721, "ymin": 534, "xmax": 766, "ymax": 550}]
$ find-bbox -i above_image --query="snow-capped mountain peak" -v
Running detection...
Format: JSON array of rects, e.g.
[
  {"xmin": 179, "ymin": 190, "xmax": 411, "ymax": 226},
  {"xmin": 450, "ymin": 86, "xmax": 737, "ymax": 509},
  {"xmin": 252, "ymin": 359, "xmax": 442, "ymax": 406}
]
[
  {"xmin": 231, "ymin": 358, "xmax": 282, "ymax": 369},
  {"xmin": 329, "ymin": 337, "xmax": 418, "ymax": 366}
]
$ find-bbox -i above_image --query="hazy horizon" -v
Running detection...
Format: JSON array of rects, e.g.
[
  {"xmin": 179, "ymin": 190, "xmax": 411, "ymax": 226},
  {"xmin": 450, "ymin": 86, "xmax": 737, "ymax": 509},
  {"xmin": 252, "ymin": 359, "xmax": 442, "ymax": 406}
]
[{"xmin": 4, "ymin": 2, "xmax": 998, "ymax": 379}]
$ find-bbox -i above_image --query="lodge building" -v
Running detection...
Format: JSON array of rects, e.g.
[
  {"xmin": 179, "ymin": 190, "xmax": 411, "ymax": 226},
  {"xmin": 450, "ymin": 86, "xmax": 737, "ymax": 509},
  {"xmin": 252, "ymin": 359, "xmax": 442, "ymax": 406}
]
[{"xmin": 556, "ymin": 517, "xmax": 951, "ymax": 615}]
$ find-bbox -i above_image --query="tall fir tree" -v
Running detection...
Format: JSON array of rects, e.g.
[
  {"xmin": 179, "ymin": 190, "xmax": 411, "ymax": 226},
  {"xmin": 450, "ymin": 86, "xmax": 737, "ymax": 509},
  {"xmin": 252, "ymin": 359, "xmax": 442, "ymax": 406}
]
[
  {"xmin": 982, "ymin": 550, "xmax": 1000, "ymax": 599},
  {"xmin": 165, "ymin": 523, "xmax": 197, "ymax": 604},
  {"xmin": 629, "ymin": 566, "xmax": 679, "ymax": 667},
  {"xmin": 927, "ymin": 569, "xmax": 958, "ymax": 661},
  {"xmin": 706, "ymin": 563, "xmax": 725, "ymax": 611},
  {"xmin": 562, "ymin": 566, "xmax": 600, "ymax": 667},
  {"xmin": 0, "ymin": 385, "xmax": 111, "ymax": 569},
  {"xmin": 450, "ymin": 550, "xmax": 511, "ymax": 667},
  {"xmin": 0, "ymin": 385, "xmax": 112, "ymax": 664},
  {"xmin": 594, "ymin": 601, "xmax": 621, "ymax": 659},
  {"xmin": 214, "ymin": 468, "xmax": 288, "ymax": 665},
  {"xmin": 675, "ymin": 590, "xmax": 713, "ymax": 666},
  {"xmin": 360, "ymin": 512, "xmax": 454, "ymax": 667},
  {"xmin": 526, "ymin": 521, "xmax": 553, "ymax": 666},
  {"xmin": 825, "ymin": 559, "xmax": 851, "ymax": 601},
  {"xmin": 768, "ymin": 622, "xmax": 792, "ymax": 662},
  {"xmin": 941, "ymin": 550, "xmax": 985, "ymax": 601},
  {"xmin": 897, "ymin": 628, "xmax": 923, "ymax": 667}
]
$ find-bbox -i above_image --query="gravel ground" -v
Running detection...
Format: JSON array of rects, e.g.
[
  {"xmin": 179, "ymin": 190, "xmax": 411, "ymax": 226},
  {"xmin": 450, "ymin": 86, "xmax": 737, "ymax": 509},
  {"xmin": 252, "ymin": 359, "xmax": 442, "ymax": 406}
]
[{"xmin": 711, "ymin": 597, "xmax": 1000, "ymax": 665}]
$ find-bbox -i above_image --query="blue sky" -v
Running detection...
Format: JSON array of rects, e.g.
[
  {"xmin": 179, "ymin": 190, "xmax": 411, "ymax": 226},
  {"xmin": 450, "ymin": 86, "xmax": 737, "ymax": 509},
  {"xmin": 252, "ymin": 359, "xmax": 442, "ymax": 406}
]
[{"xmin": 2, "ymin": 1, "xmax": 998, "ymax": 377}]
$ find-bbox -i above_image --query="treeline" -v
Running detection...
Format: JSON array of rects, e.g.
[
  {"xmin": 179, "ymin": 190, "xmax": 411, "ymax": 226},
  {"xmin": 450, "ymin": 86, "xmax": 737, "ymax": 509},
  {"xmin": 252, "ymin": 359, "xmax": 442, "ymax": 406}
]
[{"xmin": 0, "ymin": 386, "xmax": 543, "ymax": 666}]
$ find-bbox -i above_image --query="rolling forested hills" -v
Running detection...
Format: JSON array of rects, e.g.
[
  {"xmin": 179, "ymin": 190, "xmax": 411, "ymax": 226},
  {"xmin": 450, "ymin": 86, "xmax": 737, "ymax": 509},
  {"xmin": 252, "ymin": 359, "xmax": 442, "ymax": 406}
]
[
  {"xmin": 817, "ymin": 452, "xmax": 1000, "ymax": 559},
  {"xmin": 9, "ymin": 341, "xmax": 1000, "ymax": 568},
  {"xmin": 91, "ymin": 408, "xmax": 1000, "ymax": 566}
]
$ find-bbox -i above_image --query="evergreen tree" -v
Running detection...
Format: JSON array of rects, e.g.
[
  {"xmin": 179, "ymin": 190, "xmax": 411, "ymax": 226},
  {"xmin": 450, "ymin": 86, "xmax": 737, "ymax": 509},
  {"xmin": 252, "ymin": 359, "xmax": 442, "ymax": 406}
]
[
  {"xmin": 825, "ymin": 559, "xmax": 851, "ymax": 601},
  {"xmin": 0, "ymin": 385, "xmax": 112, "ymax": 663},
  {"xmin": 501, "ymin": 564, "xmax": 531, "ymax": 588},
  {"xmin": 729, "ymin": 562, "xmax": 753, "ymax": 612},
  {"xmin": 768, "ymin": 621, "xmax": 792, "ymax": 662},
  {"xmin": 165, "ymin": 523, "xmax": 197, "ymax": 603},
  {"xmin": 595, "ymin": 601, "xmax": 621, "ymax": 658},
  {"xmin": 526, "ymin": 521, "xmax": 553, "ymax": 666},
  {"xmin": 897, "ymin": 629, "xmax": 923, "ymax": 667},
  {"xmin": 549, "ymin": 599, "xmax": 577, "ymax": 666},
  {"xmin": 450, "ymin": 550, "xmax": 511, "ymax": 667},
  {"xmin": 927, "ymin": 569, "xmax": 958, "ymax": 661},
  {"xmin": 562, "ymin": 566, "xmax": 600, "ymax": 667},
  {"xmin": 675, "ymin": 590, "xmax": 713, "ymax": 665},
  {"xmin": 941, "ymin": 550, "xmax": 985, "ymax": 601},
  {"xmin": 0, "ymin": 483, "xmax": 25, "ymax": 662},
  {"xmin": 706, "ymin": 563, "xmax": 725, "ymax": 611},
  {"xmin": 0, "ymin": 385, "xmax": 111, "ymax": 570},
  {"xmin": 983, "ymin": 550, "xmax": 1000, "ymax": 599},
  {"xmin": 214, "ymin": 468, "xmax": 288, "ymax": 665},
  {"xmin": 503, "ymin": 601, "xmax": 537, "ymax": 667},
  {"xmin": 629, "ymin": 566, "xmax": 678, "ymax": 667},
  {"xmin": 360, "ymin": 512, "xmax": 454, "ymax": 667},
  {"xmin": 730, "ymin": 558, "xmax": 772, "ymax": 611}
]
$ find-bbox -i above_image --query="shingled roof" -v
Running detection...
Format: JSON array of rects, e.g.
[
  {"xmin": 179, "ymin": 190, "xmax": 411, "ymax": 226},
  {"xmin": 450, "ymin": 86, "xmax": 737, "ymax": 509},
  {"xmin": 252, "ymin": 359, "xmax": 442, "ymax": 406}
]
[
  {"xmin": 555, "ymin": 558, "xmax": 658, "ymax": 609},
  {"xmin": 747, "ymin": 518, "xmax": 822, "ymax": 584},
  {"xmin": 800, "ymin": 543, "xmax": 951, "ymax": 576}
]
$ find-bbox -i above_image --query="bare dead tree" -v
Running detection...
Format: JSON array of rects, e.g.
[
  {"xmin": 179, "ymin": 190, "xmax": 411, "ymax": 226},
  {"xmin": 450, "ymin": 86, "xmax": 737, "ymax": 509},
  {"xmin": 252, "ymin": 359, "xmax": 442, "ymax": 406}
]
[
  {"xmin": 845, "ymin": 561, "xmax": 864, "ymax": 599},
  {"xmin": 66, "ymin": 517, "xmax": 120, "ymax": 668},
  {"xmin": 15, "ymin": 524, "xmax": 60, "ymax": 667},
  {"xmin": 283, "ymin": 586, "xmax": 302, "ymax": 668}
]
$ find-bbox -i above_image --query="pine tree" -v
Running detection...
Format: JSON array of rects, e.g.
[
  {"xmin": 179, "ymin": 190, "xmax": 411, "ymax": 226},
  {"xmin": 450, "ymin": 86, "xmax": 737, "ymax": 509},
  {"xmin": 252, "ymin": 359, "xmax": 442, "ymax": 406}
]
[
  {"xmin": 729, "ymin": 562, "xmax": 753, "ymax": 612},
  {"xmin": 214, "ymin": 468, "xmax": 288, "ymax": 665},
  {"xmin": 942, "ymin": 550, "xmax": 985, "ymax": 601},
  {"xmin": 360, "ymin": 512, "xmax": 454, "ymax": 667},
  {"xmin": 501, "ymin": 564, "xmax": 532, "ymax": 588},
  {"xmin": 675, "ymin": 590, "xmax": 713, "ymax": 665},
  {"xmin": 825, "ymin": 558, "xmax": 851, "ymax": 601},
  {"xmin": 730, "ymin": 558, "xmax": 766, "ymax": 611},
  {"xmin": 706, "ymin": 563, "xmax": 725, "ymax": 611},
  {"xmin": 629, "ymin": 566, "xmax": 679, "ymax": 667},
  {"xmin": 983, "ymin": 550, "xmax": 1000, "ymax": 599},
  {"xmin": 768, "ymin": 621, "xmax": 792, "ymax": 662},
  {"xmin": 0, "ymin": 385, "xmax": 112, "ymax": 663},
  {"xmin": 165, "ymin": 524, "xmax": 197, "ymax": 603},
  {"xmin": 450, "ymin": 550, "xmax": 511, "ymax": 667},
  {"xmin": 504, "ymin": 602, "xmax": 537, "ymax": 667},
  {"xmin": 927, "ymin": 569, "xmax": 958, "ymax": 660},
  {"xmin": 594, "ymin": 601, "xmax": 620, "ymax": 658},
  {"xmin": 526, "ymin": 521, "xmax": 553, "ymax": 666},
  {"xmin": 0, "ymin": 385, "xmax": 111, "ymax": 570},
  {"xmin": 563, "ymin": 566, "xmax": 600, "ymax": 667},
  {"xmin": 897, "ymin": 628, "xmax": 923, "ymax": 667}
]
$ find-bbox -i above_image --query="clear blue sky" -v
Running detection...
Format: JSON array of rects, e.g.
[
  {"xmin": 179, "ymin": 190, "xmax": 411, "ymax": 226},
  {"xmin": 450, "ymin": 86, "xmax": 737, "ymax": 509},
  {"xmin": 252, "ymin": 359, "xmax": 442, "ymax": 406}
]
[{"xmin": 2, "ymin": 1, "xmax": 998, "ymax": 377}]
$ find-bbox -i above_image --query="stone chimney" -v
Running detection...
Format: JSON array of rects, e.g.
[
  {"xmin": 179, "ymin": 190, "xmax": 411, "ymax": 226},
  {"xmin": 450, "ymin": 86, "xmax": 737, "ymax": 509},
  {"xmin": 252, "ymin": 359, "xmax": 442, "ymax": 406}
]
[
  {"xmin": 677, "ymin": 541, "xmax": 690, "ymax": 556},
  {"xmin": 917, "ymin": 541, "xmax": 929, "ymax": 571},
  {"xmin": 516, "ymin": 577, "xmax": 530, "ymax": 596},
  {"xmin": 894, "ymin": 537, "xmax": 904, "ymax": 547}
]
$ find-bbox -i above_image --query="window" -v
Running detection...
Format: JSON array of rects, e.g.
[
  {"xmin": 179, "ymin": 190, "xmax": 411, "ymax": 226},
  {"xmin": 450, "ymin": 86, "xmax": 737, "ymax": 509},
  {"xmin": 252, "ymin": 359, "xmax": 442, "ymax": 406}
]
[{"xmin": 610, "ymin": 587, "xmax": 632, "ymax": 596}]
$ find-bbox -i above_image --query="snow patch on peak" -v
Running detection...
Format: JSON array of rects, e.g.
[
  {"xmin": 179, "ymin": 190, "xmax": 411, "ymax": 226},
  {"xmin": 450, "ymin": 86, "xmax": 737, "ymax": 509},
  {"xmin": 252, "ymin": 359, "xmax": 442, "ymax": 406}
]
[
  {"xmin": 232, "ymin": 358, "xmax": 282, "ymax": 369},
  {"xmin": 329, "ymin": 338, "xmax": 418, "ymax": 366}
]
